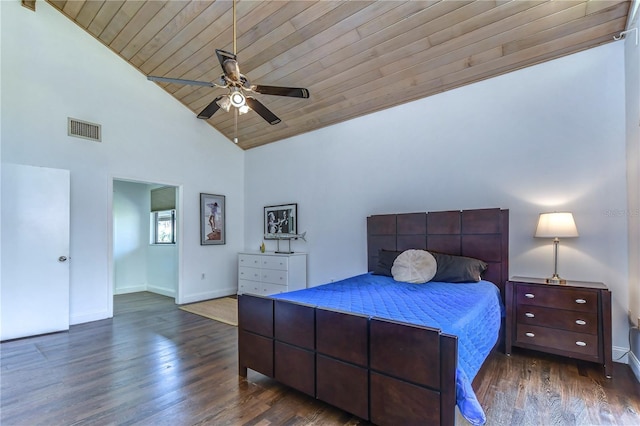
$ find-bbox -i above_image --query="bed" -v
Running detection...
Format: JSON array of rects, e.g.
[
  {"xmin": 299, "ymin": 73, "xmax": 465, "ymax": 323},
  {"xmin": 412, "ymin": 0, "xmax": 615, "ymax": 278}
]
[{"xmin": 238, "ymin": 208, "xmax": 509, "ymax": 426}]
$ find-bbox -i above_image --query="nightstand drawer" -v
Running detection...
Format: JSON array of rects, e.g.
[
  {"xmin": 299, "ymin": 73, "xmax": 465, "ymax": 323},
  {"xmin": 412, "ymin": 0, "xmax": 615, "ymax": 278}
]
[
  {"xmin": 515, "ymin": 284, "xmax": 597, "ymax": 312},
  {"xmin": 516, "ymin": 305, "xmax": 598, "ymax": 334},
  {"xmin": 516, "ymin": 324, "xmax": 598, "ymax": 358}
]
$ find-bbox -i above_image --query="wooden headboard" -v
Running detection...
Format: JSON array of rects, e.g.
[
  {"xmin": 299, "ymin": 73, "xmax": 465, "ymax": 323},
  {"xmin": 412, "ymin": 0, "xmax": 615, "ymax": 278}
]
[{"xmin": 367, "ymin": 208, "xmax": 509, "ymax": 296}]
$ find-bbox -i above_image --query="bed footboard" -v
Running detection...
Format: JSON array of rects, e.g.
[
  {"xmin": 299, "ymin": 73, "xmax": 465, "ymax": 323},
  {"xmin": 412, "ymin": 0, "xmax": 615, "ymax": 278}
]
[{"xmin": 238, "ymin": 294, "xmax": 458, "ymax": 426}]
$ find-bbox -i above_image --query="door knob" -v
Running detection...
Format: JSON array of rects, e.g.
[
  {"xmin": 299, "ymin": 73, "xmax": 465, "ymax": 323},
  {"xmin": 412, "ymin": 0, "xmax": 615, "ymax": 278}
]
[{"xmin": 58, "ymin": 256, "xmax": 68, "ymax": 262}]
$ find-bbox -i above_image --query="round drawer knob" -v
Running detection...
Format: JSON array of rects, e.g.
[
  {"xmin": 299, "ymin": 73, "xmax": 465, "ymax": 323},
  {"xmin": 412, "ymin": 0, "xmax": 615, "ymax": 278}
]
[
  {"xmin": 576, "ymin": 341, "xmax": 587, "ymax": 347},
  {"xmin": 575, "ymin": 319, "xmax": 586, "ymax": 326},
  {"xmin": 525, "ymin": 332, "xmax": 535, "ymax": 337},
  {"xmin": 525, "ymin": 312, "xmax": 535, "ymax": 318},
  {"xmin": 575, "ymin": 299, "xmax": 587, "ymax": 304},
  {"xmin": 525, "ymin": 293, "xmax": 535, "ymax": 299}
]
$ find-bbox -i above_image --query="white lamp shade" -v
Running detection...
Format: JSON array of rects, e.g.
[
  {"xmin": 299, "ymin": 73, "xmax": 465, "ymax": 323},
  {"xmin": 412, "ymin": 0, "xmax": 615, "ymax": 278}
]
[{"xmin": 535, "ymin": 212, "xmax": 579, "ymax": 238}]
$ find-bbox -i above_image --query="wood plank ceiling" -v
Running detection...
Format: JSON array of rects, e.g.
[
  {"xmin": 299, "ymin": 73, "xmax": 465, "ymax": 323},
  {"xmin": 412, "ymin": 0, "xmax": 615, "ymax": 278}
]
[{"xmin": 47, "ymin": 0, "xmax": 631, "ymax": 150}]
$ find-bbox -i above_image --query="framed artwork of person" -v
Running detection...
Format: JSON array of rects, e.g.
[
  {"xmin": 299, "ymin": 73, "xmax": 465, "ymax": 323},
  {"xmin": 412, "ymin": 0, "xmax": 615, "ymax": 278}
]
[
  {"xmin": 264, "ymin": 203, "xmax": 297, "ymax": 238},
  {"xmin": 200, "ymin": 193, "xmax": 225, "ymax": 245}
]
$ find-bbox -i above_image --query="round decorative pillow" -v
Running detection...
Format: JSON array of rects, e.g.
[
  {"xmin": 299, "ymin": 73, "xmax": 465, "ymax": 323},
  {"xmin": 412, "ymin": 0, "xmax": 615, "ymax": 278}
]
[{"xmin": 391, "ymin": 249, "xmax": 437, "ymax": 284}]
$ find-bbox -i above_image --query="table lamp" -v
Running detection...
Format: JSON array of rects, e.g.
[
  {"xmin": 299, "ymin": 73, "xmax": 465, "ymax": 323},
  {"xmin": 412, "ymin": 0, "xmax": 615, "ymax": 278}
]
[{"xmin": 534, "ymin": 212, "xmax": 579, "ymax": 284}]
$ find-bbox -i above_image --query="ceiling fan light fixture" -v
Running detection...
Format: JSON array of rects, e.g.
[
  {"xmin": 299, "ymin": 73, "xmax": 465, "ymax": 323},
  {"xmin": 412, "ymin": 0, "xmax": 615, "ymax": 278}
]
[
  {"xmin": 229, "ymin": 91, "xmax": 245, "ymax": 108},
  {"xmin": 216, "ymin": 95, "xmax": 231, "ymax": 112},
  {"xmin": 238, "ymin": 104, "xmax": 250, "ymax": 114}
]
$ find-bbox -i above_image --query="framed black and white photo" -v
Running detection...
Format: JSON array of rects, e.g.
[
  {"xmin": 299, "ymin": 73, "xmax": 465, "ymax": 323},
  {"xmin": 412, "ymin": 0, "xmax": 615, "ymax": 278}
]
[
  {"xmin": 264, "ymin": 203, "xmax": 297, "ymax": 238},
  {"xmin": 200, "ymin": 193, "xmax": 225, "ymax": 245}
]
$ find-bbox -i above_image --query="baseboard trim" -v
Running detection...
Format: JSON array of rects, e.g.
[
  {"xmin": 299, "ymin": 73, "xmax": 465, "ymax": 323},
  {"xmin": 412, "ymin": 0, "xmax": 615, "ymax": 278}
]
[
  {"xmin": 70, "ymin": 310, "xmax": 110, "ymax": 325},
  {"xmin": 180, "ymin": 287, "xmax": 237, "ymax": 305},
  {"xmin": 147, "ymin": 285, "xmax": 176, "ymax": 298},
  {"xmin": 114, "ymin": 285, "xmax": 146, "ymax": 295}
]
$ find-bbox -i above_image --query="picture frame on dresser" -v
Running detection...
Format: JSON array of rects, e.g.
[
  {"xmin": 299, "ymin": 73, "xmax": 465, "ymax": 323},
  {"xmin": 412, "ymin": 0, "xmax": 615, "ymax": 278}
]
[
  {"xmin": 200, "ymin": 193, "xmax": 225, "ymax": 245},
  {"xmin": 264, "ymin": 203, "xmax": 297, "ymax": 237}
]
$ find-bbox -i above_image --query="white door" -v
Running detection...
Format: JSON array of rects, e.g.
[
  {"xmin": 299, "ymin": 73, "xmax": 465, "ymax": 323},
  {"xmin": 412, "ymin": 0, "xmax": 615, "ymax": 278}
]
[{"xmin": 1, "ymin": 163, "xmax": 70, "ymax": 340}]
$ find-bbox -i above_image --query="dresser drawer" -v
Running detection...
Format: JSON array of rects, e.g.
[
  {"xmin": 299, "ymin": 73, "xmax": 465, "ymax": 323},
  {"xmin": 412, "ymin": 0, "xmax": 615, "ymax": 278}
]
[
  {"xmin": 262, "ymin": 269, "xmax": 288, "ymax": 285},
  {"xmin": 239, "ymin": 279, "xmax": 287, "ymax": 296},
  {"xmin": 238, "ymin": 279, "xmax": 262, "ymax": 295},
  {"xmin": 516, "ymin": 305, "xmax": 598, "ymax": 334},
  {"xmin": 516, "ymin": 324, "xmax": 598, "ymax": 358},
  {"xmin": 261, "ymin": 256, "xmax": 288, "ymax": 271},
  {"xmin": 515, "ymin": 284, "xmax": 597, "ymax": 312},
  {"xmin": 239, "ymin": 254, "xmax": 262, "ymax": 267},
  {"xmin": 239, "ymin": 266, "xmax": 261, "ymax": 282}
]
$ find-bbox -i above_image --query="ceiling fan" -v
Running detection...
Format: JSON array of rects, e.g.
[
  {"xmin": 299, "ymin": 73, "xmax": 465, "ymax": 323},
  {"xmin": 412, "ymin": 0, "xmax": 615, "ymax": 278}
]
[{"xmin": 146, "ymin": 0, "xmax": 309, "ymax": 143}]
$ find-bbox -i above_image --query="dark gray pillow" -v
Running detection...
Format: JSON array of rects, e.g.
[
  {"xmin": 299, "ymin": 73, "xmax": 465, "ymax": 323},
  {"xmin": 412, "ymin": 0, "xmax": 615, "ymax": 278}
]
[
  {"xmin": 429, "ymin": 252, "xmax": 487, "ymax": 283},
  {"xmin": 372, "ymin": 249, "xmax": 402, "ymax": 276}
]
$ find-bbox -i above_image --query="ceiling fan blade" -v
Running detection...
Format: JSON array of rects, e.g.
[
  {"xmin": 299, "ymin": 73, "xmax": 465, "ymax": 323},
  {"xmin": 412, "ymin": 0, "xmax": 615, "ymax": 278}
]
[
  {"xmin": 197, "ymin": 96, "xmax": 224, "ymax": 119},
  {"xmin": 245, "ymin": 97, "xmax": 281, "ymax": 125},
  {"xmin": 252, "ymin": 85, "xmax": 310, "ymax": 99},
  {"xmin": 147, "ymin": 75, "xmax": 215, "ymax": 87}
]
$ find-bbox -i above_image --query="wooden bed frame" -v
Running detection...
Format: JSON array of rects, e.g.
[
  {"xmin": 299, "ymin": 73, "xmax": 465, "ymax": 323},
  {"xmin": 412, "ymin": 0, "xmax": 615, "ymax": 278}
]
[{"xmin": 238, "ymin": 208, "xmax": 509, "ymax": 426}]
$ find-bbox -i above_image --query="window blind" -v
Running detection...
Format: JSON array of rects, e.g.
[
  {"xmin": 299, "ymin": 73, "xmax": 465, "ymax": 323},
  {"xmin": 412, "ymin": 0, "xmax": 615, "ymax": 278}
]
[{"xmin": 151, "ymin": 186, "xmax": 176, "ymax": 212}]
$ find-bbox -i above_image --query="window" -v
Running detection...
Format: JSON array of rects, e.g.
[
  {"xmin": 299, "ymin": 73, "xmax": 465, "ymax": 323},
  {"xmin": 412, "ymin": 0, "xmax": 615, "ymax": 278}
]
[{"xmin": 152, "ymin": 209, "xmax": 176, "ymax": 244}]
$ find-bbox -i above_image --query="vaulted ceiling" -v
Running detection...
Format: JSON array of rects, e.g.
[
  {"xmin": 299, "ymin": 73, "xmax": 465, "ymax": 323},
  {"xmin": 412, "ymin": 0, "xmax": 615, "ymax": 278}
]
[{"xmin": 47, "ymin": 0, "xmax": 631, "ymax": 150}]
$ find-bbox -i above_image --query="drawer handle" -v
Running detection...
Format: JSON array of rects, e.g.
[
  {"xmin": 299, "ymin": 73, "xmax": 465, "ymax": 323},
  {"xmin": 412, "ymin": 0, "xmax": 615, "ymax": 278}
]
[
  {"xmin": 525, "ymin": 293, "xmax": 535, "ymax": 299},
  {"xmin": 576, "ymin": 341, "xmax": 587, "ymax": 347},
  {"xmin": 525, "ymin": 332, "xmax": 535, "ymax": 338},
  {"xmin": 575, "ymin": 299, "xmax": 587, "ymax": 304},
  {"xmin": 575, "ymin": 319, "xmax": 586, "ymax": 326},
  {"xmin": 525, "ymin": 312, "xmax": 535, "ymax": 318}
]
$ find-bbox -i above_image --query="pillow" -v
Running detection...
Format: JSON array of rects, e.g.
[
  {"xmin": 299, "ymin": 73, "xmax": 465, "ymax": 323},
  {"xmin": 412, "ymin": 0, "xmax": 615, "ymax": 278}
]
[
  {"xmin": 391, "ymin": 249, "xmax": 437, "ymax": 284},
  {"xmin": 429, "ymin": 251, "xmax": 487, "ymax": 283},
  {"xmin": 372, "ymin": 249, "xmax": 402, "ymax": 276}
]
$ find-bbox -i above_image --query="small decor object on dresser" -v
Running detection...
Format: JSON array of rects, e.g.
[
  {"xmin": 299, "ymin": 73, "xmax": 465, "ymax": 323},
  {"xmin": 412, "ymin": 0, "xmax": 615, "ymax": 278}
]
[
  {"xmin": 505, "ymin": 276, "xmax": 613, "ymax": 378},
  {"xmin": 200, "ymin": 193, "xmax": 225, "ymax": 245},
  {"xmin": 264, "ymin": 203, "xmax": 297, "ymax": 237}
]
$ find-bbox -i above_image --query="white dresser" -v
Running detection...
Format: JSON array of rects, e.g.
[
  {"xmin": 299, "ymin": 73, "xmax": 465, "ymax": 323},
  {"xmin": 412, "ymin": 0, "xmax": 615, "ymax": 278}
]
[{"xmin": 238, "ymin": 252, "xmax": 307, "ymax": 296}]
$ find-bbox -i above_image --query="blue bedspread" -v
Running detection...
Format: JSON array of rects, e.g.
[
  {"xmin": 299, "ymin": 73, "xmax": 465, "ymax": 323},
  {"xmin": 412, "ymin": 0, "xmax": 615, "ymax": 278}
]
[{"xmin": 271, "ymin": 273, "xmax": 502, "ymax": 425}]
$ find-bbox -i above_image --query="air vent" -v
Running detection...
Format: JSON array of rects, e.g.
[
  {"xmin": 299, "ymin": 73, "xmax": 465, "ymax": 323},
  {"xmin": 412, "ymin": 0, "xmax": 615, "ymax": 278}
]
[{"xmin": 68, "ymin": 118, "xmax": 101, "ymax": 142}]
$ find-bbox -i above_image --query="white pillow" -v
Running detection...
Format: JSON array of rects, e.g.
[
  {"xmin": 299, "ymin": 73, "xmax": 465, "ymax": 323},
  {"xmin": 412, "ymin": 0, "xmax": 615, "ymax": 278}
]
[{"xmin": 391, "ymin": 249, "xmax": 437, "ymax": 284}]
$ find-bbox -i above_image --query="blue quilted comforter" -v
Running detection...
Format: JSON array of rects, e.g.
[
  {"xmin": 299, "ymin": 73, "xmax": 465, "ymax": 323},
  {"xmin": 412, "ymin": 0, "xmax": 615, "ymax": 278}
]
[{"xmin": 272, "ymin": 273, "xmax": 502, "ymax": 425}]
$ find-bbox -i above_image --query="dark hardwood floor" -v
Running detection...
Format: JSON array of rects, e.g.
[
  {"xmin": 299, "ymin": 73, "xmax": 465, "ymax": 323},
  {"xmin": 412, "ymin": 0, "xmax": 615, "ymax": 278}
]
[{"xmin": 1, "ymin": 292, "xmax": 639, "ymax": 425}]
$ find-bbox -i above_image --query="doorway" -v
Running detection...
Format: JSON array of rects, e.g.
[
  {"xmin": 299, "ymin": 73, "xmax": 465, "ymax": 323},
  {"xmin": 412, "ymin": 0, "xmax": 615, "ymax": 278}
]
[{"xmin": 111, "ymin": 179, "xmax": 181, "ymax": 311}]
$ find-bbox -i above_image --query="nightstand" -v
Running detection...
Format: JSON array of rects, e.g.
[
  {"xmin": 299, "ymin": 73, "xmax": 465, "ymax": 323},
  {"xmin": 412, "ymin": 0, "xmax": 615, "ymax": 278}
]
[{"xmin": 505, "ymin": 276, "xmax": 613, "ymax": 378}]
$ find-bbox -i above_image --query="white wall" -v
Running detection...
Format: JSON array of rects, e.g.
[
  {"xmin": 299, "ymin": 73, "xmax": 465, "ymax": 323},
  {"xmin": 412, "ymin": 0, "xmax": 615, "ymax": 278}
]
[
  {"xmin": 1, "ymin": 1, "xmax": 244, "ymax": 325},
  {"xmin": 245, "ymin": 43, "xmax": 630, "ymax": 359},
  {"xmin": 113, "ymin": 180, "xmax": 149, "ymax": 294},
  {"xmin": 623, "ymin": 10, "xmax": 640, "ymax": 378}
]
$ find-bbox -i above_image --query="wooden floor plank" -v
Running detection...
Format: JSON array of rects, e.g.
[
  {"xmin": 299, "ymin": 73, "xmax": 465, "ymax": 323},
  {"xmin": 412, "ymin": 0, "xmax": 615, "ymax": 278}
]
[{"xmin": 1, "ymin": 292, "xmax": 639, "ymax": 425}]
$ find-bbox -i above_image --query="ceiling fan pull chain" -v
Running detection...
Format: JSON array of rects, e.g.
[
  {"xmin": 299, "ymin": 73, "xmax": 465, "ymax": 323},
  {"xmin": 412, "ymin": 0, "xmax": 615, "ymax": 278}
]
[{"xmin": 233, "ymin": 108, "xmax": 239, "ymax": 144}]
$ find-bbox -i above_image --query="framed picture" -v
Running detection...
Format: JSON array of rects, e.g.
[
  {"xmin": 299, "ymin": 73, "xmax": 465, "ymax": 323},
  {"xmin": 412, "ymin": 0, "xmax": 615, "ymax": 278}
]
[
  {"xmin": 200, "ymin": 193, "xmax": 225, "ymax": 245},
  {"xmin": 264, "ymin": 203, "xmax": 297, "ymax": 238}
]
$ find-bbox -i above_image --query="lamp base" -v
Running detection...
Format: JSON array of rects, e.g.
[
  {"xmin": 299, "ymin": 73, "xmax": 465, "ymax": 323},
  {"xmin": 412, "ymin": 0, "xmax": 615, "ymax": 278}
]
[{"xmin": 545, "ymin": 274, "xmax": 567, "ymax": 285}]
